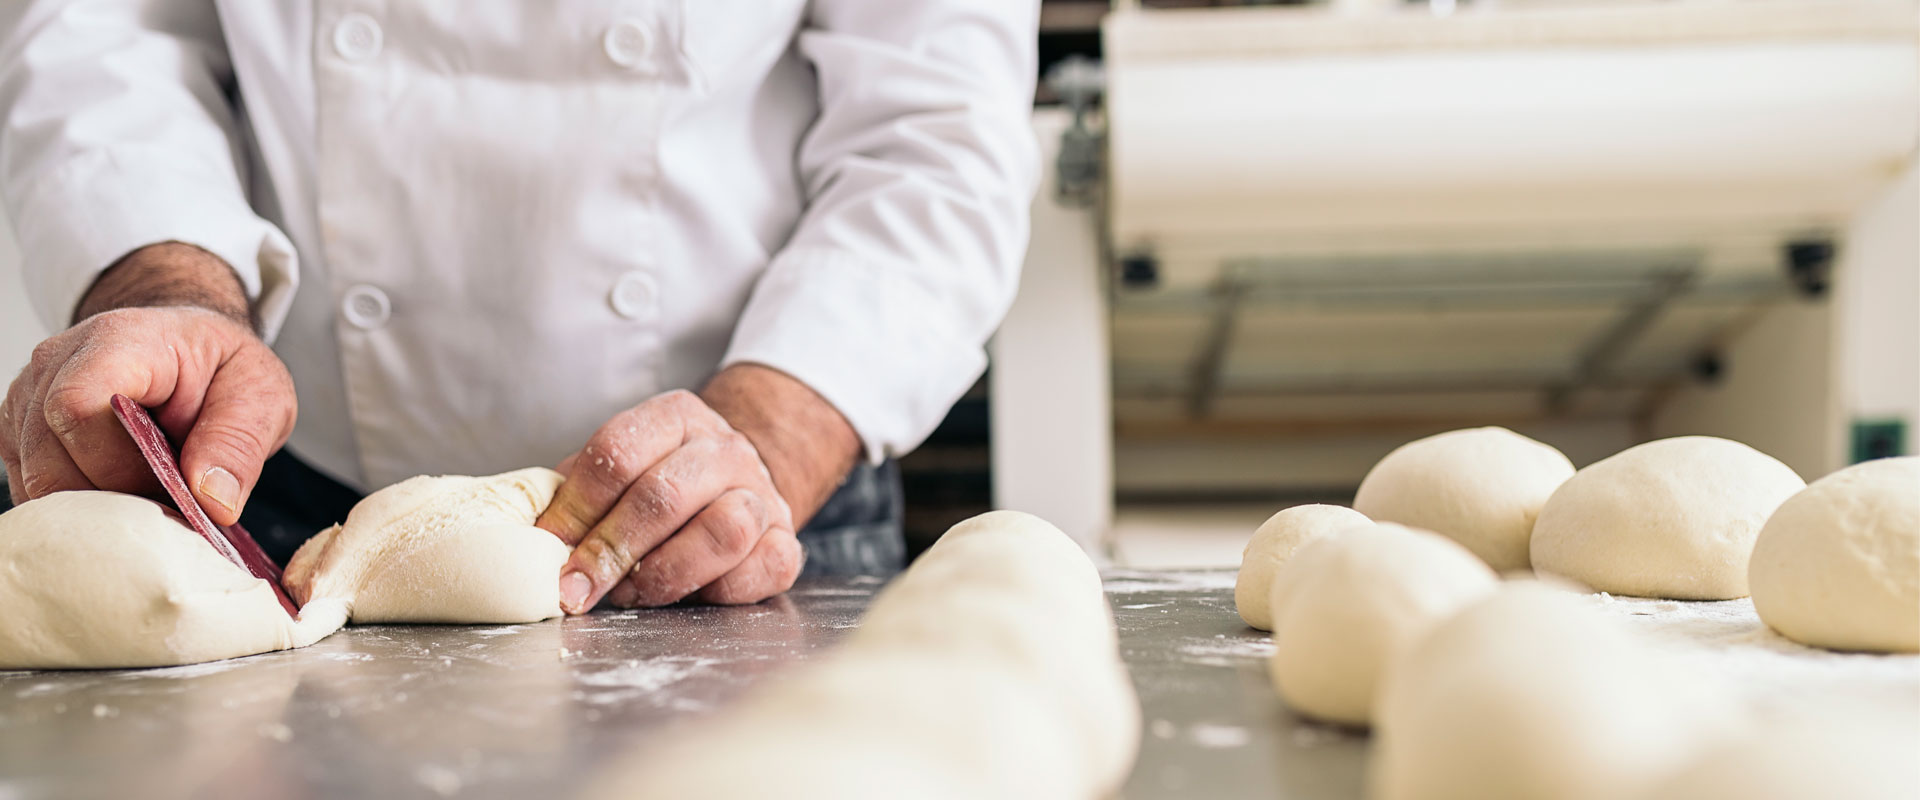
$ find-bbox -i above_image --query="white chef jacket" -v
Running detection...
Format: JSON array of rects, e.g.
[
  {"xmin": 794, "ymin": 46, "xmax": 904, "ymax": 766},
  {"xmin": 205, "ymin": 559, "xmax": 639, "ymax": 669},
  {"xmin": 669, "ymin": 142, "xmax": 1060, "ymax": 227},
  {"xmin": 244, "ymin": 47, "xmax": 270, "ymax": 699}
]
[{"xmin": 0, "ymin": 1, "xmax": 1039, "ymax": 492}]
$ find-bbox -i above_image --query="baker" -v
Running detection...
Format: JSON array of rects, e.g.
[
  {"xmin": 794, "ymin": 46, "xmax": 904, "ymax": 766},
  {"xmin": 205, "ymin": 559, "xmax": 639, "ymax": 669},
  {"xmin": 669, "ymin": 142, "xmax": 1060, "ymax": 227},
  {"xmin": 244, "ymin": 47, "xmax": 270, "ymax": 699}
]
[{"xmin": 0, "ymin": 2, "xmax": 1038, "ymax": 613}]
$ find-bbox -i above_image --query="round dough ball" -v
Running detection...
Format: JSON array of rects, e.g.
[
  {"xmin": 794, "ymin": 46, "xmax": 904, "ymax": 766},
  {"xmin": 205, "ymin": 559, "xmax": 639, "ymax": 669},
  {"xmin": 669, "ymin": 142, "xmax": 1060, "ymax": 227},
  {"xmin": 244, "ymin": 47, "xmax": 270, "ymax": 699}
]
[
  {"xmin": 1374, "ymin": 583, "xmax": 1736, "ymax": 800},
  {"xmin": 1354, "ymin": 427, "xmax": 1575, "ymax": 572},
  {"xmin": 286, "ymin": 467, "xmax": 570, "ymax": 623},
  {"xmin": 1530, "ymin": 436, "xmax": 1805, "ymax": 599},
  {"xmin": 1642, "ymin": 715, "xmax": 1919, "ymax": 800},
  {"xmin": 1749, "ymin": 456, "xmax": 1920, "ymax": 653},
  {"xmin": 1267, "ymin": 522, "xmax": 1498, "ymax": 726},
  {"xmin": 0, "ymin": 492, "xmax": 345, "ymax": 669},
  {"xmin": 1235, "ymin": 504, "xmax": 1371, "ymax": 630}
]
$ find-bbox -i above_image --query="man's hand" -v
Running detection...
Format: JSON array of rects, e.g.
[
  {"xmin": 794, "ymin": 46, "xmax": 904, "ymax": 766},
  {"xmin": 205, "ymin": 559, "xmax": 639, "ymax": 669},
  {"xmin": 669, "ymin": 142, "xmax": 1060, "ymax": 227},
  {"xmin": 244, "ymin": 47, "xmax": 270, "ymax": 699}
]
[
  {"xmin": 0, "ymin": 243, "xmax": 296, "ymax": 524},
  {"xmin": 538, "ymin": 364, "xmax": 861, "ymax": 611}
]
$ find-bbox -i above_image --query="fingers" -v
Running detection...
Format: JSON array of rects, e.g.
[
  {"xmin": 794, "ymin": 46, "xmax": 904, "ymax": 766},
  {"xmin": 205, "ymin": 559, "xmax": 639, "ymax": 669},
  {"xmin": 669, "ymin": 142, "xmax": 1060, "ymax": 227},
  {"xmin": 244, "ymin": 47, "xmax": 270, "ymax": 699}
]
[
  {"xmin": 558, "ymin": 436, "xmax": 753, "ymax": 614},
  {"xmin": 176, "ymin": 348, "xmax": 297, "ymax": 526},
  {"xmin": 39, "ymin": 332, "xmax": 179, "ymax": 497},
  {"xmin": 696, "ymin": 525, "xmax": 805, "ymax": 606},
  {"xmin": 13, "ymin": 401, "xmax": 92, "ymax": 499},
  {"xmin": 606, "ymin": 488, "xmax": 771, "ymax": 608},
  {"xmin": 536, "ymin": 397, "xmax": 699, "ymax": 547}
]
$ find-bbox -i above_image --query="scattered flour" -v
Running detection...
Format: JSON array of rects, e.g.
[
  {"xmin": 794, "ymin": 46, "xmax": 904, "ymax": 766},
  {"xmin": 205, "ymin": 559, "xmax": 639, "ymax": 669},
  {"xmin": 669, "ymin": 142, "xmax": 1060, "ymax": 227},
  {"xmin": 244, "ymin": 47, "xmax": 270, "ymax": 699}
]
[
  {"xmin": 1103, "ymin": 569, "xmax": 1238, "ymax": 595},
  {"xmin": 1188, "ymin": 723, "xmax": 1252, "ymax": 749},
  {"xmin": 1584, "ymin": 594, "xmax": 1919, "ymax": 718},
  {"xmin": 575, "ymin": 657, "xmax": 722, "ymax": 700},
  {"xmin": 128, "ymin": 659, "xmax": 248, "ymax": 679},
  {"xmin": 1177, "ymin": 636, "xmax": 1276, "ymax": 667}
]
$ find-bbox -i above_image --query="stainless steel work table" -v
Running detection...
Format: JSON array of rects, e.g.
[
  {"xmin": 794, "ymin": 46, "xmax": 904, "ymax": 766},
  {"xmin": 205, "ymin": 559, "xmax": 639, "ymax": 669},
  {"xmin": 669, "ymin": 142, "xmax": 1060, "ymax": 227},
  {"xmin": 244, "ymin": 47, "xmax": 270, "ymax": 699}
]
[{"xmin": 4, "ymin": 568, "xmax": 1912, "ymax": 799}]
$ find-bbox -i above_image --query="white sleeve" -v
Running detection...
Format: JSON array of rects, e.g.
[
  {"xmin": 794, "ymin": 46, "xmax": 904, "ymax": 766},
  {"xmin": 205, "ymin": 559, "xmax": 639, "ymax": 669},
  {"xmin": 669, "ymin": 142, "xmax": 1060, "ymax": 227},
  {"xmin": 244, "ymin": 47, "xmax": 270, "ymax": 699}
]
[
  {"xmin": 719, "ymin": 0, "xmax": 1041, "ymax": 463},
  {"xmin": 0, "ymin": 0, "xmax": 298, "ymax": 337}
]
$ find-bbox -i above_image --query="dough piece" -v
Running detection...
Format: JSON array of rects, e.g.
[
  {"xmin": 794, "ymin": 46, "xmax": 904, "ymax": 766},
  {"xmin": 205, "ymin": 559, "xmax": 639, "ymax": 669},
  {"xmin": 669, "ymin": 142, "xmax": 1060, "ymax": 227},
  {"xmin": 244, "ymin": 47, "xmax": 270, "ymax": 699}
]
[
  {"xmin": 1530, "ymin": 436, "xmax": 1805, "ymax": 599},
  {"xmin": 0, "ymin": 492, "xmax": 346, "ymax": 669},
  {"xmin": 0, "ymin": 467, "xmax": 569, "ymax": 669},
  {"xmin": 1266, "ymin": 522, "xmax": 1497, "ymax": 727},
  {"xmin": 1235, "ymin": 504, "xmax": 1371, "ymax": 630},
  {"xmin": 1353, "ymin": 427, "xmax": 1575, "ymax": 572},
  {"xmin": 1373, "ymin": 583, "xmax": 1736, "ymax": 800},
  {"xmin": 582, "ymin": 510, "xmax": 1140, "ymax": 800},
  {"xmin": 1641, "ymin": 715, "xmax": 1920, "ymax": 800},
  {"xmin": 286, "ymin": 467, "xmax": 570, "ymax": 623},
  {"xmin": 1749, "ymin": 456, "xmax": 1920, "ymax": 653}
]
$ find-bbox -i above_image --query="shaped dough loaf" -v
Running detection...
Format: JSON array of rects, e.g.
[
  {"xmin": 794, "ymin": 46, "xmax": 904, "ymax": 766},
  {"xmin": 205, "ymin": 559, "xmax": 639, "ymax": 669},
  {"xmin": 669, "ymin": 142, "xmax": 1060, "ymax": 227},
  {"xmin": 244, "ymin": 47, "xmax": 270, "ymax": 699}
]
[
  {"xmin": 287, "ymin": 467, "xmax": 570, "ymax": 623},
  {"xmin": 582, "ymin": 510, "xmax": 1141, "ymax": 800},
  {"xmin": 1373, "ymin": 583, "xmax": 1737, "ymax": 800}
]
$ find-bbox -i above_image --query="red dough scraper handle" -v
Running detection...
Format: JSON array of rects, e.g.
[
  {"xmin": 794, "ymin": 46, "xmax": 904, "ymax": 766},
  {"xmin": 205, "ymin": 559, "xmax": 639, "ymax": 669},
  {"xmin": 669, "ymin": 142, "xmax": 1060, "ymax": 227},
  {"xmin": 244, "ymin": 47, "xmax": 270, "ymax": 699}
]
[{"xmin": 111, "ymin": 394, "xmax": 298, "ymax": 617}]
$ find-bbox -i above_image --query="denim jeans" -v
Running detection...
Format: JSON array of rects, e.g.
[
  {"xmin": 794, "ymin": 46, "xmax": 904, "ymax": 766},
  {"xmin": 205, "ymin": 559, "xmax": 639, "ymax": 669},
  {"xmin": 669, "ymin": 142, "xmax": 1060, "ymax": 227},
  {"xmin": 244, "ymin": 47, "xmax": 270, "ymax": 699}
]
[{"xmin": 240, "ymin": 449, "xmax": 904, "ymax": 578}]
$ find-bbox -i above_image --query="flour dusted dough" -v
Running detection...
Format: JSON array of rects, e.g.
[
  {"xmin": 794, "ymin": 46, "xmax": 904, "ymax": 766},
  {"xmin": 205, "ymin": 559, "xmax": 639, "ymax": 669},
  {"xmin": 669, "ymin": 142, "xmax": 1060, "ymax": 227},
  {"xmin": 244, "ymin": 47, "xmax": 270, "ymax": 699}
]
[
  {"xmin": 286, "ymin": 467, "xmax": 570, "ymax": 624},
  {"xmin": 1373, "ymin": 583, "xmax": 1735, "ymax": 800},
  {"xmin": 582, "ymin": 510, "xmax": 1140, "ymax": 800},
  {"xmin": 0, "ymin": 467, "xmax": 570, "ymax": 669},
  {"xmin": 1235, "ymin": 504, "xmax": 1371, "ymax": 630},
  {"xmin": 1641, "ymin": 716, "xmax": 1920, "ymax": 800},
  {"xmin": 1266, "ymin": 522, "xmax": 1496, "ymax": 726},
  {"xmin": 1530, "ymin": 436, "xmax": 1805, "ymax": 599},
  {"xmin": 1353, "ymin": 427, "xmax": 1575, "ymax": 572},
  {"xmin": 0, "ymin": 492, "xmax": 346, "ymax": 669},
  {"xmin": 1748, "ymin": 456, "xmax": 1920, "ymax": 653}
]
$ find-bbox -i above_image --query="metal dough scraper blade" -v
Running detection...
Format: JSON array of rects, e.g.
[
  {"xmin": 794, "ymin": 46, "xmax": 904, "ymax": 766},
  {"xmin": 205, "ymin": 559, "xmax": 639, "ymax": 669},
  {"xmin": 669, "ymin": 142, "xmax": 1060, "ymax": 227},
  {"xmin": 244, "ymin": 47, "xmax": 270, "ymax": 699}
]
[{"xmin": 111, "ymin": 394, "xmax": 298, "ymax": 617}]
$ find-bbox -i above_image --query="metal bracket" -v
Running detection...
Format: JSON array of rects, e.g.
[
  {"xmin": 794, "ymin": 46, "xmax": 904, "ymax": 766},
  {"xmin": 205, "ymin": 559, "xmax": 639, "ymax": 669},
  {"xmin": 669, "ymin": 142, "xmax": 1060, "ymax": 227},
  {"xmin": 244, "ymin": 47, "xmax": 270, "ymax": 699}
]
[{"xmin": 1046, "ymin": 56, "xmax": 1106, "ymax": 208}]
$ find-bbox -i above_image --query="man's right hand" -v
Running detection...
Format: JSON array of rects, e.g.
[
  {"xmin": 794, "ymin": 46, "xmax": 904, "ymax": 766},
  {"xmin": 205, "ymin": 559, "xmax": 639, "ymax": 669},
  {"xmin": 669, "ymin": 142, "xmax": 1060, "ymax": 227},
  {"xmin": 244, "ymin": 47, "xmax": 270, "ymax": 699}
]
[{"xmin": 0, "ymin": 243, "xmax": 296, "ymax": 524}]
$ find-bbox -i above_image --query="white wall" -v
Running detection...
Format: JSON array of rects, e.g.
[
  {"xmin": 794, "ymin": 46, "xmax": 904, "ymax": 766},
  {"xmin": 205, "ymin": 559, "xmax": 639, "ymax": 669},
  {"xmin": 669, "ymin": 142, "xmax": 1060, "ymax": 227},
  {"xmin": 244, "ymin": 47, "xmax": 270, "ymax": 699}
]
[
  {"xmin": 1650, "ymin": 300, "xmax": 1839, "ymax": 480},
  {"xmin": 0, "ymin": 218, "xmax": 40, "ymax": 381}
]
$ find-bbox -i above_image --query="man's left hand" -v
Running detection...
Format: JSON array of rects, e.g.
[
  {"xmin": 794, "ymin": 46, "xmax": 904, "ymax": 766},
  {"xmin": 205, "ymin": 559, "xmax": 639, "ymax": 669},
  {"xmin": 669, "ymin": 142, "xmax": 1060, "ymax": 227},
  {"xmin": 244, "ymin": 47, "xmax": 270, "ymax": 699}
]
[{"xmin": 536, "ymin": 364, "xmax": 860, "ymax": 612}]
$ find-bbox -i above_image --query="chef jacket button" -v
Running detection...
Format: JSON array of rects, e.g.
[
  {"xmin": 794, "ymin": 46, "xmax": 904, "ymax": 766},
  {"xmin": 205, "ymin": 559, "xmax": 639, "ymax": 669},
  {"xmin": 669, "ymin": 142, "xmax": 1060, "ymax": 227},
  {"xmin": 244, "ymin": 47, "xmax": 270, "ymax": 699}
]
[
  {"xmin": 333, "ymin": 13, "xmax": 383, "ymax": 62},
  {"xmin": 609, "ymin": 272, "xmax": 658, "ymax": 321},
  {"xmin": 341, "ymin": 284, "xmax": 391, "ymax": 330},
  {"xmin": 602, "ymin": 19, "xmax": 655, "ymax": 71}
]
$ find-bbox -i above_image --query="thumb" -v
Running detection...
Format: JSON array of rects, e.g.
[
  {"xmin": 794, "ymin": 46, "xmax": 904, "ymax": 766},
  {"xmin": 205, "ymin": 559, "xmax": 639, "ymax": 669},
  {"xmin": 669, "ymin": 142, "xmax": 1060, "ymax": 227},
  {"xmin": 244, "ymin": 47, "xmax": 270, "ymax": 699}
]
[{"xmin": 177, "ymin": 351, "xmax": 296, "ymax": 526}]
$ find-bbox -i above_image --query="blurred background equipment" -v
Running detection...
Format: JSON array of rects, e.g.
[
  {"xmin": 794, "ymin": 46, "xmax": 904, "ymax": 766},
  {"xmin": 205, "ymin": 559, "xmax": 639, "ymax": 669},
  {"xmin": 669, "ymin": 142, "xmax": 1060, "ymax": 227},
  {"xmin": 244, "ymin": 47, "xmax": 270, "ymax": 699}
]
[{"xmin": 995, "ymin": 0, "xmax": 1920, "ymax": 564}]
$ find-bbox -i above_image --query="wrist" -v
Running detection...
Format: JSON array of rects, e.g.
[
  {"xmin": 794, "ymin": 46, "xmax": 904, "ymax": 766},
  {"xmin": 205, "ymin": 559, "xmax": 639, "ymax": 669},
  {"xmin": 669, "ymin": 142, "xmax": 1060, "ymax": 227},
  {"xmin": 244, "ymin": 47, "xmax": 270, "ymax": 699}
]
[
  {"xmin": 700, "ymin": 364, "xmax": 861, "ymax": 527},
  {"xmin": 73, "ymin": 242, "xmax": 253, "ymax": 330}
]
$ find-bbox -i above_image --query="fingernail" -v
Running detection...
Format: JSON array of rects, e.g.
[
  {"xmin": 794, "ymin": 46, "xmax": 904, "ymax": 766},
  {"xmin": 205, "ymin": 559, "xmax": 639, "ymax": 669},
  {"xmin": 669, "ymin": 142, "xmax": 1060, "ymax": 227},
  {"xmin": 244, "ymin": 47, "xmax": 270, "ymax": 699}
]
[
  {"xmin": 559, "ymin": 571, "xmax": 593, "ymax": 613},
  {"xmin": 199, "ymin": 467, "xmax": 240, "ymax": 512}
]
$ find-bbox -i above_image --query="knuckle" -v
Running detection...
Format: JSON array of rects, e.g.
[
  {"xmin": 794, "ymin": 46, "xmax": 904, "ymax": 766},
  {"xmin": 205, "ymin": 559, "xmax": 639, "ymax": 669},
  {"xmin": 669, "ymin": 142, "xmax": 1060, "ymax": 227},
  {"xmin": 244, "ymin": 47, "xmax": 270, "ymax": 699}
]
[
  {"xmin": 194, "ymin": 420, "xmax": 274, "ymax": 462},
  {"xmin": 661, "ymin": 389, "xmax": 698, "ymax": 409},
  {"xmin": 577, "ymin": 531, "xmax": 638, "ymax": 579},
  {"xmin": 718, "ymin": 429, "xmax": 755, "ymax": 457},
  {"xmin": 634, "ymin": 470, "xmax": 683, "ymax": 516},
  {"xmin": 584, "ymin": 432, "xmax": 642, "ymax": 481},
  {"xmin": 706, "ymin": 509, "xmax": 758, "ymax": 558},
  {"xmin": 28, "ymin": 336, "xmax": 64, "ymax": 364},
  {"xmin": 41, "ymin": 382, "xmax": 94, "ymax": 437},
  {"xmin": 18, "ymin": 467, "xmax": 68, "ymax": 499}
]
